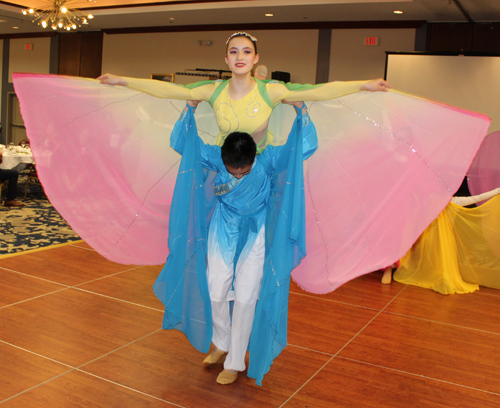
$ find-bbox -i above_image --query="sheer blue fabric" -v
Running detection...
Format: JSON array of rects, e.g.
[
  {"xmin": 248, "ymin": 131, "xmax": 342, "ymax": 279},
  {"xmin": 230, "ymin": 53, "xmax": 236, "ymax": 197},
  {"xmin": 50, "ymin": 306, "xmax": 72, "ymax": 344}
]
[
  {"xmin": 152, "ymin": 109, "xmax": 213, "ymax": 353},
  {"xmin": 248, "ymin": 111, "xmax": 311, "ymax": 385},
  {"xmin": 153, "ymin": 107, "xmax": 316, "ymax": 385}
]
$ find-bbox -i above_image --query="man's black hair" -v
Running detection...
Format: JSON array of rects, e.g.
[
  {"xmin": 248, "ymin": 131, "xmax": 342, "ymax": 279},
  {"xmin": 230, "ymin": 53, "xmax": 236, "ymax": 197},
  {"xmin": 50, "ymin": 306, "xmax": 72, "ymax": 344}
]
[{"xmin": 221, "ymin": 131, "xmax": 256, "ymax": 169}]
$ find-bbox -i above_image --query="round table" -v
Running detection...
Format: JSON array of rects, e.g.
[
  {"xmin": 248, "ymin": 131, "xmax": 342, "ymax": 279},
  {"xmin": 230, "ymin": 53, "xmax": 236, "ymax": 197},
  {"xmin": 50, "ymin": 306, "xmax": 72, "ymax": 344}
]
[{"xmin": 0, "ymin": 148, "xmax": 34, "ymax": 172}]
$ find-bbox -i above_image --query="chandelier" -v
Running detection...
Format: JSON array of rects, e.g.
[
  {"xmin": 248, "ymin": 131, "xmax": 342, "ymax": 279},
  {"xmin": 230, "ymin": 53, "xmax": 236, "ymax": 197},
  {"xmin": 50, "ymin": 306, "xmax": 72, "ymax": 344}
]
[{"xmin": 22, "ymin": 0, "xmax": 94, "ymax": 31}]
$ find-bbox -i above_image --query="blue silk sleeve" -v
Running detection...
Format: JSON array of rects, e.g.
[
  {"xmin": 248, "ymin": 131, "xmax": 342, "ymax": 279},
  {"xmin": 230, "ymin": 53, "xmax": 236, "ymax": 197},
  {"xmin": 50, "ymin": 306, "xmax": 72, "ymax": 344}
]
[
  {"xmin": 247, "ymin": 106, "xmax": 311, "ymax": 385},
  {"xmin": 153, "ymin": 106, "xmax": 213, "ymax": 353}
]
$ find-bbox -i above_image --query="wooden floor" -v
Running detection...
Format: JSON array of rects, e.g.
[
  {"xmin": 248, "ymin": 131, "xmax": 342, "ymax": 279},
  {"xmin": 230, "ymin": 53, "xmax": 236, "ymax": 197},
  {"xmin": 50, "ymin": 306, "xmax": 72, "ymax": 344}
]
[{"xmin": 1, "ymin": 241, "xmax": 500, "ymax": 407}]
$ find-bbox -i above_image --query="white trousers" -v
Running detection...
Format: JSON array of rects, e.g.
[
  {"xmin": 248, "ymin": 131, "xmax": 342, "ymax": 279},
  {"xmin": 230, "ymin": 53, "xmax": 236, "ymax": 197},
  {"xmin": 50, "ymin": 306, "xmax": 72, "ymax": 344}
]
[{"xmin": 207, "ymin": 226, "xmax": 265, "ymax": 372}]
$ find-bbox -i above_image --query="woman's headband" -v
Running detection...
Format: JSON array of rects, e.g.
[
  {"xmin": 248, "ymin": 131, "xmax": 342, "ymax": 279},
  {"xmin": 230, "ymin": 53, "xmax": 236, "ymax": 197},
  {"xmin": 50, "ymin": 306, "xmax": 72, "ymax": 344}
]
[{"xmin": 226, "ymin": 32, "xmax": 258, "ymax": 45}]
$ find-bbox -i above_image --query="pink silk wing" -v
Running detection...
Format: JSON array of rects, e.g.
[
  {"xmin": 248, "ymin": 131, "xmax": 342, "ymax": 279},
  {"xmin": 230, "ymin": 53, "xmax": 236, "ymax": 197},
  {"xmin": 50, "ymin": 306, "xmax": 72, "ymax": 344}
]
[{"xmin": 13, "ymin": 74, "xmax": 491, "ymax": 293}]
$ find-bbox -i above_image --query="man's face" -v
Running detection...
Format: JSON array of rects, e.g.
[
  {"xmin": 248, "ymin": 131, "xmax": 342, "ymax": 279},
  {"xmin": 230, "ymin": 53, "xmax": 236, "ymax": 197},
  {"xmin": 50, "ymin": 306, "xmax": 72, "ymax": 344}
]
[{"xmin": 225, "ymin": 163, "xmax": 252, "ymax": 179}]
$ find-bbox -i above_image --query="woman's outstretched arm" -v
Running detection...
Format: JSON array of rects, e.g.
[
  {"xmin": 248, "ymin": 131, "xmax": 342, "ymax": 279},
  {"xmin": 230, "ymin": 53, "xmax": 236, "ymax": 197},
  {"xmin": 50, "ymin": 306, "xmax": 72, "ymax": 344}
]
[
  {"xmin": 270, "ymin": 78, "xmax": 391, "ymax": 105},
  {"xmin": 451, "ymin": 188, "xmax": 500, "ymax": 206},
  {"xmin": 98, "ymin": 73, "xmax": 216, "ymax": 101}
]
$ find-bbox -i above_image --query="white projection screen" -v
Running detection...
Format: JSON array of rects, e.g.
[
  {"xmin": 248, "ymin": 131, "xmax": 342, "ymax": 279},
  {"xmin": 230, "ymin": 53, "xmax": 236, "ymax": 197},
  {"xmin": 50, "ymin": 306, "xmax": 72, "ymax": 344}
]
[{"xmin": 385, "ymin": 53, "xmax": 500, "ymax": 133}]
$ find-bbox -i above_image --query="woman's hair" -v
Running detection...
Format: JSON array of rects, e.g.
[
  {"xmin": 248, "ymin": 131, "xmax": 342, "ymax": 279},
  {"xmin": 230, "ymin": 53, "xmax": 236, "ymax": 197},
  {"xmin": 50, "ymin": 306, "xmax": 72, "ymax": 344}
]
[
  {"xmin": 225, "ymin": 32, "xmax": 258, "ymax": 54},
  {"xmin": 221, "ymin": 131, "xmax": 257, "ymax": 169}
]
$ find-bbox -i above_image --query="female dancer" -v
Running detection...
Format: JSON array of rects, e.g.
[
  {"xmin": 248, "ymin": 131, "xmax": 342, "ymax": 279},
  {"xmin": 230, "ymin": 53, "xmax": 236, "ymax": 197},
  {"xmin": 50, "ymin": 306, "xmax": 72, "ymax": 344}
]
[
  {"xmin": 393, "ymin": 188, "xmax": 500, "ymax": 294},
  {"xmin": 97, "ymin": 32, "xmax": 390, "ymax": 152}
]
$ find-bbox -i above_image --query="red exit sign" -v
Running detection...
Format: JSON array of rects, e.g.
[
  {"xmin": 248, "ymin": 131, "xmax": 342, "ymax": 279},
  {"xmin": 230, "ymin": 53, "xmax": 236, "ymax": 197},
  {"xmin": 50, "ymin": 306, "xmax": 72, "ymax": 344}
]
[{"xmin": 364, "ymin": 37, "xmax": 379, "ymax": 46}]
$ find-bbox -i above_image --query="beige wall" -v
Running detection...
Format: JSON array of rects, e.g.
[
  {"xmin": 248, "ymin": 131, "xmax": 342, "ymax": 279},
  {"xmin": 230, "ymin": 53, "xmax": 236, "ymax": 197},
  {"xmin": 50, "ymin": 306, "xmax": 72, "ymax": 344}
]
[
  {"xmin": 8, "ymin": 37, "xmax": 51, "ymax": 82},
  {"xmin": 329, "ymin": 28, "xmax": 416, "ymax": 81},
  {"xmin": 102, "ymin": 30, "xmax": 319, "ymax": 84},
  {"xmin": 103, "ymin": 28, "xmax": 415, "ymax": 85}
]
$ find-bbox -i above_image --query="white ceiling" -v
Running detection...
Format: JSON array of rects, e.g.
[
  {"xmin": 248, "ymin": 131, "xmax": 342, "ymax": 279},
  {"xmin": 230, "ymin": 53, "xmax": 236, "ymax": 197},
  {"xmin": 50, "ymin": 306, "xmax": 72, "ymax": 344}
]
[{"xmin": 0, "ymin": 0, "xmax": 499, "ymax": 35}]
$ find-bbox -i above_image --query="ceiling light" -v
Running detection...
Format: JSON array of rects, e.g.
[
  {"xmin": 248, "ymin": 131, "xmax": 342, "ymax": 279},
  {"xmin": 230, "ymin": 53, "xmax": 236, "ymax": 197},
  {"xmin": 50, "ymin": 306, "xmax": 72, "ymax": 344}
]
[
  {"xmin": 22, "ymin": 0, "xmax": 95, "ymax": 31},
  {"xmin": 12, "ymin": 26, "xmax": 19, "ymax": 29},
  {"xmin": 394, "ymin": 10, "xmax": 403, "ymax": 14},
  {"xmin": 265, "ymin": 13, "xmax": 273, "ymax": 17}
]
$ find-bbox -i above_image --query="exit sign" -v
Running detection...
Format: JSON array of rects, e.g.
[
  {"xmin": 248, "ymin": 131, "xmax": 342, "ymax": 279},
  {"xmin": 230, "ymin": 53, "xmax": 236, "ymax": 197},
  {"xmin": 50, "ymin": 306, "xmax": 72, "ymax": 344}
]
[{"xmin": 364, "ymin": 37, "xmax": 379, "ymax": 46}]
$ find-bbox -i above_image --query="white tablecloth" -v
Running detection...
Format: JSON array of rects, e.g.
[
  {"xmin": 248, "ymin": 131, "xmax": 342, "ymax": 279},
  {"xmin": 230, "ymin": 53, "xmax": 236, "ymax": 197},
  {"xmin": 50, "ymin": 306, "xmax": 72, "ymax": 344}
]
[{"xmin": 0, "ymin": 146, "xmax": 34, "ymax": 171}]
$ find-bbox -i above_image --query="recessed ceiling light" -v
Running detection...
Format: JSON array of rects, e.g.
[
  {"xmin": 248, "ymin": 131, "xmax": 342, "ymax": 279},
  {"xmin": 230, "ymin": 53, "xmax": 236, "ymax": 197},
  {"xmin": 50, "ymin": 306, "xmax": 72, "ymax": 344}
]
[
  {"xmin": 0, "ymin": 19, "xmax": 6, "ymax": 23},
  {"xmin": 265, "ymin": 13, "xmax": 273, "ymax": 17},
  {"xmin": 12, "ymin": 26, "xmax": 19, "ymax": 29},
  {"xmin": 394, "ymin": 10, "xmax": 403, "ymax": 14}
]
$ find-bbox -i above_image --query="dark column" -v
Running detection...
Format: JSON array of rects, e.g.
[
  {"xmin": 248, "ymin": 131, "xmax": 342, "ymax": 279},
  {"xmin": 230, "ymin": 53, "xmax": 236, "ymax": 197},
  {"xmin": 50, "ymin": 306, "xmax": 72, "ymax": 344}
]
[
  {"xmin": 58, "ymin": 31, "xmax": 103, "ymax": 77},
  {"xmin": 49, "ymin": 34, "xmax": 59, "ymax": 74},
  {"xmin": 315, "ymin": 29, "xmax": 331, "ymax": 84},
  {"xmin": 1, "ymin": 39, "xmax": 10, "ymax": 145}
]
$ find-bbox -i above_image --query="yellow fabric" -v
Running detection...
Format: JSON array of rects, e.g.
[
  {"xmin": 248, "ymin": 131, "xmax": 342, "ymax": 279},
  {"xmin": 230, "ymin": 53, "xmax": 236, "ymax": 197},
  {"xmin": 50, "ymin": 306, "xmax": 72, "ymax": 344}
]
[
  {"xmin": 266, "ymin": 80, "xmax": 367, "ymax": 104},
  {"xmin": 125, "ymin": 77, "xmax": 217, "ymax": 101},
  {"xmin": 124, "ymin": 77, "xmax": 365, "ymax": 148},
  {"xmin": 394, "ymin": 196, "xmax": 500, "ymax": 294},
  {"xmin": 212, "ymin": 83, "xmax": 277, "ymax": 148}
]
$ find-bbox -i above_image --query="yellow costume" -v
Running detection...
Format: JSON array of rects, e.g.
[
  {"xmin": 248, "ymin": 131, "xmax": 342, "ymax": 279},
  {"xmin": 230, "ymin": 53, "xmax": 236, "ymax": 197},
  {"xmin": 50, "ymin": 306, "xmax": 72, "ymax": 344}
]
[
  {"xmin": 125, "ymin": 77, "xmax": 366, "ymax": 150},
  {"xmin": 394, "ymin": 193, "xmax": 500, "ymax": 295}
]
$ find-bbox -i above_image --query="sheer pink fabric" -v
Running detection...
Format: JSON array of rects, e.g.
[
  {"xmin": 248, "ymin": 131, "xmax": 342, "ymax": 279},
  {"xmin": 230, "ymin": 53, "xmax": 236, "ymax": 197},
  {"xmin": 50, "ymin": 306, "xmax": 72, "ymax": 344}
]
[
  {"xmin": 467, "ymin": 130, "xmax": 500, "ymax": 197},
  {"xmin": 13, "ymin": 74, "xmax": 490, "ymax": 293}
]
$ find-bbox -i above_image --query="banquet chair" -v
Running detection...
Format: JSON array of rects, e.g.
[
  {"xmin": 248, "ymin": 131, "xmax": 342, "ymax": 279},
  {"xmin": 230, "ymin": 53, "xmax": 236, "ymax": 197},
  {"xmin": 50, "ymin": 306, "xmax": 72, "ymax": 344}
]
[
  {"xmin": 18, "ymin": 139, "xmax": 33, "ymax": 175},
  {"xmin": 0, "ymin": 179, "xmax": 6, "ymax": 203},
  {"xmin": 24, "ymin": 168, "xmax": 43, "ymax": 198}
]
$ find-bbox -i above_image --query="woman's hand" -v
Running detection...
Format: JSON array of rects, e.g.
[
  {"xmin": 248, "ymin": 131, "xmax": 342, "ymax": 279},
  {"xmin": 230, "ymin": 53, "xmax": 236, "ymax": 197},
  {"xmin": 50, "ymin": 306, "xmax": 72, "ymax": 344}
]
[
  {"xmin": 360, "ymin": 78, "xmax": 392, "ymax": 92},
  {"xmin": 184, "ymin": 100, "xmax": 202, "ymax": 112},
  {"xmin": 187, "ymin": 100, "xmax": 202, "ymax": 109},
  {"xmin": 97, "ymin": 73, "xmax": 128, "ymax": 86}
]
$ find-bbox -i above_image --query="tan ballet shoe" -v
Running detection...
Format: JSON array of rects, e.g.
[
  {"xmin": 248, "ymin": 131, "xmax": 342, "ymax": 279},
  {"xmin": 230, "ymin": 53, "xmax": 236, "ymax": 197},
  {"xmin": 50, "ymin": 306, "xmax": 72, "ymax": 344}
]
[
  {"xmin": 381, "ymin": 267, "xmax": 393, "ymax": 285},
  {"xmin": 216, "ymin": 369, "xmax": 238, "ymax": 385},
  {"xmin": 202, "ymin": 348, "xmax": 227, "ymax": 366}
]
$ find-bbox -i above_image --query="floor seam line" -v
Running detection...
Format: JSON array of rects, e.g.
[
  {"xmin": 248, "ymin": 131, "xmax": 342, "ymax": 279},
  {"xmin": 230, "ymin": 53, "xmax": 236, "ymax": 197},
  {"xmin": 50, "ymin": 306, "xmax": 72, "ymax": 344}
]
[
  {"xmin": 382, "ymin": 310, "xmax": 500, "ymax": 336},
  {"xmin": 286, "ymin": 343, "xmax": 335, "ymax": 356},
  {"xmin": 0, "ymin": 339, "xmax": 75, "ymax": 368},
  {"xmin": 339, "ymin": 356, "xmax": 500, "ymax": 397},
  {"xmin": 0, "ymin": 266, "xmax": 71, "ymax": 286},
  {"xmin": 77, "ymin": 328, "xmax": 163, "ymax": 370},
  {"xmin": 0, "ymin": 288, "xmax": 70, "ymax": 310},
  {"xmin": 75, "ymin": 369, "xmax": 187, "ymax": 408},
  {"xmin": 72, "ymin": 287, "xmax": 164, "ymax": 312},
  {"xmin": 280, "ymin": 285, "xmax": 409, "ymax": 407},
  {"xmin": 0, "ymin": 368, "xmax": 78, "ymax": 405},
  {"xmin": 289, "ymin": 291, "xmax": 380, "ymax": 311},
  {"xmin": 73, "ymin": 265, "xmax": 145, "ymax": 286}
]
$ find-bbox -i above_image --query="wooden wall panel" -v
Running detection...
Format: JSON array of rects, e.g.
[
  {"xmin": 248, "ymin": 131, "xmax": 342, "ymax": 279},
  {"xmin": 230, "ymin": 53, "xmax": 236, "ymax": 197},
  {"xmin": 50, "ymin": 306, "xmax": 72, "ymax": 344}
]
[
  {"xmin": 473, "ymin": 23, "xmax": 500, "ymax": 53},
  {"xmin": 80, "ymin": 32, "xmax": 103, "ymax": 78},
  {"xmin": 58, "ymin": 33, "xmax": 82, "ymax": 76},
  {"xmin": 58, "ymin": 32, "xmax": 103, "ymax": 77},
  {"xmin": 428, "ymin": 23, "xmax": 473, "ymax": 53}
]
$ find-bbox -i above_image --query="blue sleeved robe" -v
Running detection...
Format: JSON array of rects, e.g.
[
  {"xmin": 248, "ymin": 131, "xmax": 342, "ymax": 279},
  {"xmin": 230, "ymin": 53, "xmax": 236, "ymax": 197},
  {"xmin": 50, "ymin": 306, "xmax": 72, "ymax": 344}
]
[{"xmin": 153, "ymin": 106, "xmax": 317, "ymax": 385}]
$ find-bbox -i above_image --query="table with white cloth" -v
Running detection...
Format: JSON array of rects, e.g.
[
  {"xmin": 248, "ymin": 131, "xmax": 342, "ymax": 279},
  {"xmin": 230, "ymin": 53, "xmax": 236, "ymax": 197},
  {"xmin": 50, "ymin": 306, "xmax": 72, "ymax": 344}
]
[{"xmin": 0, "ymin": 145, "xmax": 34, "ymax": 172}]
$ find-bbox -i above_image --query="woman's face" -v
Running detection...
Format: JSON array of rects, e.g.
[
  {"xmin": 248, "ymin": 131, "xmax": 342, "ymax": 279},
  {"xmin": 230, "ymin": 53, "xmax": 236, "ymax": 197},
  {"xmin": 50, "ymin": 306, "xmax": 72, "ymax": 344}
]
[{"xmin": 225, "ymin": 36, "xmax": 259, "ymax": 76}]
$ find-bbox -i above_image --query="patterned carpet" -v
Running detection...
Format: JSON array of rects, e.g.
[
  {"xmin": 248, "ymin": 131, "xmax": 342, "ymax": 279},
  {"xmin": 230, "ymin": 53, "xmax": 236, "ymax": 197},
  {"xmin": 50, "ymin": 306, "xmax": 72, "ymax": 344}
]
[{"xmin": 0, "ymin": 185, "xmax": 81, "ymax": 256}]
